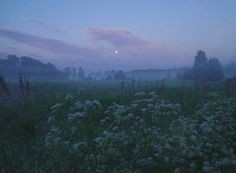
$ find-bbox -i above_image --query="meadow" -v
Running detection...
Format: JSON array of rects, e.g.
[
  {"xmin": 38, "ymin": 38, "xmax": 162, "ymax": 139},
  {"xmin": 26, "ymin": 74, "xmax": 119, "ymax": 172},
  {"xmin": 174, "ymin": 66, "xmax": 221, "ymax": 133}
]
[{"xmin": 0, "ymin": 80, "xmax": 235, "ymax": 173}]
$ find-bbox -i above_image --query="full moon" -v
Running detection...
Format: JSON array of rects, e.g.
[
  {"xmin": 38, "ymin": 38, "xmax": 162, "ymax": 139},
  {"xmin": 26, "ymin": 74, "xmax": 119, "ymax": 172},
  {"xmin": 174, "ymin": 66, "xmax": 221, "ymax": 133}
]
[{"xmin": 114, "ymin": 50, "xmax": 119, "ymax": 54}]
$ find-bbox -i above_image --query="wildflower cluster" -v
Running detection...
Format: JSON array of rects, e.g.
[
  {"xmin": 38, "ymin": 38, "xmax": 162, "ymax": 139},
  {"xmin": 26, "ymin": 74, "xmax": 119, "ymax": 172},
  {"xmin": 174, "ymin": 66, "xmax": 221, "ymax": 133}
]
[
  {"xmin": 166, "ymin": 98, "xmax": 236, "ymax": 172},
  {"xmin": 45, "ymin": 91, "xmax": 236, "ymax": 172}
]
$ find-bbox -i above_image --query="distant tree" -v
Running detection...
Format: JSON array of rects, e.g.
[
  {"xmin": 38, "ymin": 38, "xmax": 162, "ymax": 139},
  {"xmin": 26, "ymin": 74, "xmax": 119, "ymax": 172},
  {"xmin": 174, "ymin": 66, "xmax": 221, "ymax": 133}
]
[
  {"xmin": 224, "ymin": 61, "xmax": 236, "ymax": 78},
  {"xmin": 0, "ymin": 55, "xmax": 69, "ymax": 80},
  {"xmin": 20, "ymin": 56, "xmax": 61, "ymax": 79},
  {"xmin": 63, "ymin": 67, "xmax": 71, "ymax": 77},
  {"xmin": 46, "ymin": 63, "xmax": 57, "ymax": 72},
  {"xmin": 206, "ymin": 57, "xmax": 224, "ymax": 81},
  {"xmin": 193, "ymin": 51, "xmax": 208, "ymax": 67},
  {"xmin": 183, "ymin": 50, "xmax": 224, "ymax": 82},
  {"xmin": 7, "ymin": 55, "xmax": 19, "ymax": 66},
  {"xmin": 106, "ymin": 74, "xmax": 112, "ymax": 80},
  {"xmin": 20, "ymin": 56, "xmax": 46, "ymax": 78},
  {"xmin": 77, "ymin": 67, "xmax": 85, "ymax": 80},
  {"xmin": 176, "ymin": 71, "xmax": 183, "ymax": 80},
  {"xmin": 192, "ymin": 50, "xmax": 208, "ymax": 81},
  {"xmin": 114, "ymin": 70, "xmax": 126, "ymax": 80},
  {"xmin": 70, "ymin": 67, "xmax": 76, "ymax": 80},
  {"xmin": 0, "ymin": 55, "xmax": 19, "ymax": 78}
]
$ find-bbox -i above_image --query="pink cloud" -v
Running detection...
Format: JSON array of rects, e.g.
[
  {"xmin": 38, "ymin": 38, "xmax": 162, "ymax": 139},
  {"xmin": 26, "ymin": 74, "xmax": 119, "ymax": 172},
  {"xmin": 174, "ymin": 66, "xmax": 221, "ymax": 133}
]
[
  {"xmin": 87, "ymin": 27, "xmax": 150, "ymax": 47},
  {"xmin": 0, "ymin": 27, "xmax": 182, "ymax": 70},
  {"xmin": 0, "ymin": 28, "xmax": 98, "ymax": 58}
]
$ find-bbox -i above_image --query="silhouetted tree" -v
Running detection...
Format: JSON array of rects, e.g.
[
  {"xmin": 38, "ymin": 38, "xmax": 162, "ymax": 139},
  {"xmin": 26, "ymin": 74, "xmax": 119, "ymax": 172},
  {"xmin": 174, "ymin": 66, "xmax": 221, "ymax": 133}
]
[
  {"xmin": 224, "ymin": 61, "xmax": 236, "ymax": 78},
  {"xmin": 192, "ymin": 50, "xmax": 208, "ymax": 81},
  {"xmin": 183, "ymin": 50, "xmax": 224, "ymax": 82},
  {"xmin": 206, "ymin": 57, "xmax": 224, "ymax": 81},
  {"xmin": 77, "ymin": 67, "xmax": 85, "ymax": 80},
  {"xmin": 176, "ymin": 71, "xmax": 183, "ymax": 80},
  {"xmin": 0, "ymin": 55, "xmax": 69, "ymax": 80},
  {"xmin": 63, "ymin": 67, "xmax": 71, "ymax": 78},
  {"xmin": 114, "ymin": 70, "xmax": 126, "ymax": 80},
  {"xmin": 106, "ymin": 74, "xmax": 112, "ymax": 80}
]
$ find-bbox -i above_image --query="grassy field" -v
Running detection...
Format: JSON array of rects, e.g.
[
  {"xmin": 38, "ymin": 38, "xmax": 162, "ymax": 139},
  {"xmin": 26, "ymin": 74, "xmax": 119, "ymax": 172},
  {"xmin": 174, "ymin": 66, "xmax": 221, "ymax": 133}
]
[{"xmin": 0, "ymin": 80, "xmax": 235, "ymax": 173}]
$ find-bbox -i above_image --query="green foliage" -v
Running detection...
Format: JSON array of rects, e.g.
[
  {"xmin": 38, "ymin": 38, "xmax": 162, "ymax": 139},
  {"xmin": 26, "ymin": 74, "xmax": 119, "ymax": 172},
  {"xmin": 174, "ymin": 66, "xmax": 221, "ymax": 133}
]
[{"xmin": 0, "ymin": 81, "xmax": 235, "ymax": 173}]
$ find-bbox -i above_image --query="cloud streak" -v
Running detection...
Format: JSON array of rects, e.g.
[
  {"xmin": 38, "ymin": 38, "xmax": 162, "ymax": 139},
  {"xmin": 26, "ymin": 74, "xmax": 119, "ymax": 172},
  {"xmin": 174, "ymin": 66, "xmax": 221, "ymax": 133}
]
[
  {"xmin": 28, "ymin": 19, "xmax": 65, "ymax": 33},
  {"xmin": 87, "ymin": 27, "xmax": 150, "ymax": 47},
  {"xmin": 86, "ymin": 27, "xmax": 172, "ymax": 59},
  {"xmin": 0, "ymin": 28, "xmax": 96, "ymax": 57},
  {"xmin": 0, "ymin": 27, "xmax": 178, "ymax": 70}
]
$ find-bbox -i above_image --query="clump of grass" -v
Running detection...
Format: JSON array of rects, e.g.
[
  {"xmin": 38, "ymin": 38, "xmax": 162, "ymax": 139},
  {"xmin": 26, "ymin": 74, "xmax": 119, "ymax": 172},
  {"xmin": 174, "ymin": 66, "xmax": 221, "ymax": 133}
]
[
  {"xmin": 0, "ymin": 80, "xmax": 235, "ymax": 172},
  {"xmin": 226, "ymin": 76, "xmax": 236, "ymax": 97},
  {"xmin": 17, "ymin": 75, "xmax": 31, "ymax": 101},
  {"xmin": 0, "ymin": 74, "xmax": 11, "ymax": 100}
]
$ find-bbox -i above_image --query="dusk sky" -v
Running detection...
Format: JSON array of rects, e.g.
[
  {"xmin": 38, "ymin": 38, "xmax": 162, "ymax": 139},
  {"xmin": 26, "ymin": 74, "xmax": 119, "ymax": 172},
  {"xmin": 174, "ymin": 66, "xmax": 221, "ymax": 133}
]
[{"xmin": 0, "ymin": 0, "xmax": 235, "ymax": 71}]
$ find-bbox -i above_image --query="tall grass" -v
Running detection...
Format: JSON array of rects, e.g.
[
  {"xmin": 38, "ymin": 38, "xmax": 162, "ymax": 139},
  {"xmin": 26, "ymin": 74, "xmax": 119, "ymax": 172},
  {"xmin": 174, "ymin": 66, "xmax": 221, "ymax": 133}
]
[{"xmin": 0, "ymin": 79, "xmax": 235, "ymax": 172}]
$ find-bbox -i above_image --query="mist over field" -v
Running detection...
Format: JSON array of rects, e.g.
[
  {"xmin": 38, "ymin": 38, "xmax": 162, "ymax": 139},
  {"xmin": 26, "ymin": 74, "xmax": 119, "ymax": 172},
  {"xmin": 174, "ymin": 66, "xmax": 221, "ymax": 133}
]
[{"xmin": 0, "ymin": 1, "xmax": 236, "ymax": 173}]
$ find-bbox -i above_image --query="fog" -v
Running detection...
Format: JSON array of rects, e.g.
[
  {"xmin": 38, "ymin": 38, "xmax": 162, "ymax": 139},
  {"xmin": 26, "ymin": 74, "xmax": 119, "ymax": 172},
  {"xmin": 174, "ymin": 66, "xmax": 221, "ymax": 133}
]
[
  {"xmin": 0, "ymin": 0, "xmax": 236, "ymax": 72},
  {"xmin": 1, "ymin": 1, "xmax": 236, "ymax": 173}
]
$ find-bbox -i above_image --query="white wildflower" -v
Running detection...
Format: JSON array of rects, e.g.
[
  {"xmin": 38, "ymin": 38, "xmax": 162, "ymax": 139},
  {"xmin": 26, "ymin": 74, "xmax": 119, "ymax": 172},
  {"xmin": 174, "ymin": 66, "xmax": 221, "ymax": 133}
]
[
  {"xmin": 134, "ymin": 91, "xmax": 146, "ymax": 98},
  {"xmin": 50, "ymin": 103, "xmax": 63, "ymax": 110},
  {"xmin": 65, "ymin": 94, "xmax": 73, "ymax": 101}
]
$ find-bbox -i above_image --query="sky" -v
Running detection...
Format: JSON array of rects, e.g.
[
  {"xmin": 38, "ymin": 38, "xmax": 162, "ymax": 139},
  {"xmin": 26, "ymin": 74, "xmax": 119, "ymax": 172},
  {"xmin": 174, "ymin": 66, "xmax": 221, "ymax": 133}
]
[{"xmin": 0, "ymin": 0, "xmax": 235, "ymax": 71}]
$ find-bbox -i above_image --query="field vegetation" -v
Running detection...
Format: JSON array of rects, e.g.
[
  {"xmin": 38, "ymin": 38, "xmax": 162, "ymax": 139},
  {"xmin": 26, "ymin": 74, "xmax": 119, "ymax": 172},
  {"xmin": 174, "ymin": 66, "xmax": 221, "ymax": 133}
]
[{"xmin": 0, "ymin": 79, "xmax": 235, "ymax": 173}]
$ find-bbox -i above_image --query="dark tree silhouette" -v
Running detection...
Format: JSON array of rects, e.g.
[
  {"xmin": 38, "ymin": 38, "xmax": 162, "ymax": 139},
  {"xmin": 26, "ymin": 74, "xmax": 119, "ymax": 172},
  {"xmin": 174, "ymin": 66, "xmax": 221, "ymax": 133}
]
[
  {"xmin": 206, "ymin": 57, "xmax": 224, "ymax": 81},
  {"xmin": 63, "ymin": 67, "xmax": 71, "ymax": 79},
  {"xmin": 77, "ymin": 67, "xmax": 85, "ymax": 80},
  {"xmin": 192, "ymin": 50, "xmax": 208, "ymax": 81},
  {"xmin": 114, "ymin": 70, "xmax": 126, "ymax": 80},
  {"xmin": 183, "ymin": 50, "xmax": 224, "ymax": 82},
  {"xmin": 224, "ymin": 61, "xmax": 236, "ymax": 78},
  {"xmin": 0, "ymin": 55, "xmax": 68, "ymax": 80}
]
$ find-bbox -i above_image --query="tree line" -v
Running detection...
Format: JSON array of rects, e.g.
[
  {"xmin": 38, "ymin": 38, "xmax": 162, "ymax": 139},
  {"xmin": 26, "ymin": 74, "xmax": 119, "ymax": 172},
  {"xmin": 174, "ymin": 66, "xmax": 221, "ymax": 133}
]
[
  {"xmin": 0, "ymin": 55, "xmax": 68, "ymax": 80},
  {"xmin": 183, "ymin": 50, "xmax": 236, "ymax": 82}
]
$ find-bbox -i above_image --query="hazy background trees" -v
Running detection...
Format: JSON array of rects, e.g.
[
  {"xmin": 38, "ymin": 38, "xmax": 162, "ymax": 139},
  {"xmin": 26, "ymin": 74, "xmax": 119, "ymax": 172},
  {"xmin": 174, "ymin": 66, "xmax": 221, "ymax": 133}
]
[
  {"xmin": 77, "ymin": 67, "xmax": 85, "ymax": 80},
  {"xmin": 0, "ymin": 55, "xmax": 68, "ymax": 80},
  {"xmin": 0, "ymin": 52, "xmax": 235, "ymax": 82},
  {"xmin": 183, "ymin": 50, "xmax": 224, "ymax": 82},
  {"xmin": 224, "ymin": 62, "xmax": 236, "ymax": 78},
  {"xmin": 114, "ymin": 70, "xmax": 126, "ymax": 80}
]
